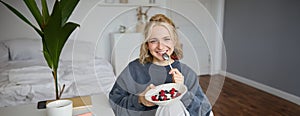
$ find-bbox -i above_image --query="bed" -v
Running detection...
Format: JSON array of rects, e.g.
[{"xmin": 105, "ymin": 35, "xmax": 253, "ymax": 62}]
[{"xmin": 0, "ymin": 38, "xmax": 116, "ymax": 108}]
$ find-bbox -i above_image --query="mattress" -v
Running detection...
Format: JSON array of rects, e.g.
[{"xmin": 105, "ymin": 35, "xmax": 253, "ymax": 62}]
[{"xmin": 0, "ymin": 58, "xmax": 116, "ymax": 107}]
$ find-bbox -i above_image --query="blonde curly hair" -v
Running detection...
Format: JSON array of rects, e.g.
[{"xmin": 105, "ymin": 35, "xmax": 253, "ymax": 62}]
[{"xmin": 139, "ymin": 14, "xmax": 183, "ymax": 64}]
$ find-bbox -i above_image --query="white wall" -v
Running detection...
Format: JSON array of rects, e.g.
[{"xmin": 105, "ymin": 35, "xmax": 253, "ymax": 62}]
[
  {"xmin": 167, "ymin": 0, "xmax": 225, "ymax": 75},
  {"xmin": 223, "ymin": 0, "xmax": 300, "ymax": 104},
  {"xmin": 83, "ymin": 3, "xmax": 166, "ymax": 60},
  {"xmin": 0, "ymin": 0, "xmax": 165, "ymax": 58},
  {"xmin": 0, "ymin": 0, "xmax": 224, "ymax": 75},
  {"xmin": 0, "ymin": 0, "xmax": 41, "ymax": 40}
]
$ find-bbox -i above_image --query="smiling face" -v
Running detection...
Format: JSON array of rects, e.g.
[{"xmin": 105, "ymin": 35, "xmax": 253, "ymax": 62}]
[
  {"xmin": 139, "ymin": 14, "xmax": 183, "ymax": 65},
  {"xmin": 147, "ymin": 25, "xmax": 175, "ymax": 64}
]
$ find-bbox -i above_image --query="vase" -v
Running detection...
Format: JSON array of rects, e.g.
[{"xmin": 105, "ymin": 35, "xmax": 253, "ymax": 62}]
[
  {"xmin": 119, "ymin": 0, "xmax": 128, "ymax": 3},
  {"xmin": 119, "ymin": 25, "xmax": 126, "ymax": 33},
  {"xmin": 136, "ymin": 15, "xmax": 147, "ymax": 33},
  {"xmin": 46, "ymin": 99, "xmax": 73, "ymax": 116}
]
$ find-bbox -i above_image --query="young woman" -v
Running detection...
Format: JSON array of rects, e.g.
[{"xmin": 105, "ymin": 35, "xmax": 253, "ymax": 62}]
[{"xmin": 109, "ymin": 14, "xmax": 212, "ymax": 116}]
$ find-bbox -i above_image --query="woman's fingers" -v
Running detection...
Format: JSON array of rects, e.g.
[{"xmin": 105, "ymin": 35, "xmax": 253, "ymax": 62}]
[
  {"xmin": 173, "ymin": 75, "xmax": 184, "ymax": 83},
  {"xmin": 148, "ymin": 84, "xmax": 156, "ymax": 89},
  {"xmin": 144, "ymin": 84, "xmax": 156, "ymax": 106},
  {"xmin": 138, "ymin": 84, "xmax": 156, "ymax": 107},
  {"xmin": 141, "ymin": 84, "xmax": 155, "ymax": 95},
  {"xmin": 169, "ymin": 68, "xmax": 184, "ymax": 84},
  {"xmin": 144, "ymin": 100, "xmax": 155, "ymax": 107}
]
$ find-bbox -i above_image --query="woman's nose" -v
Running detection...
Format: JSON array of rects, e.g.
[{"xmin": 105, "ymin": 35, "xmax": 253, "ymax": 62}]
[
  {"xmin": 157, "ymin": 41, "xmax": 165, "ymax": 49},
  {"xmin": 158, "ymin": 40, "xmax": 169, "ymax": 49}
]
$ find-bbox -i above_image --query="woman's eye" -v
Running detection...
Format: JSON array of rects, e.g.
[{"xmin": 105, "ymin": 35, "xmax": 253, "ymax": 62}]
[
  {"xmin": 149, "ymin": 39, "xmax": 158, "ymax": 43},
  {"xmin": 164, "ymin": 38, "xmax": 171, "ymax": 41}
]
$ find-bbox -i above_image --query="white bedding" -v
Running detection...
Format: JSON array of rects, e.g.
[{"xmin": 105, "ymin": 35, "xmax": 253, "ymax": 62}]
[
  {"xmin": 8, "ymin": 66, "xmax": 52, "ymax": 84},
  {"xmin": 0, "ymin": 58, "xmax": 116, "ymax": 107}
]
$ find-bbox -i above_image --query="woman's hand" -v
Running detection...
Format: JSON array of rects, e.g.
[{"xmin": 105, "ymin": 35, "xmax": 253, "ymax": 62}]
[
  {"xmin": 169, "ymin": 68, "xmax": 184, "ymax": 84},
  {"xmin": 138, "ymin": 84, "xmax": 156, "ymax": 107}
]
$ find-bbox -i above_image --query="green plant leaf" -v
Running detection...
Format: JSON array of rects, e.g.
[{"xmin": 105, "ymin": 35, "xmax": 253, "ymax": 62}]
[
  {"xmin": 42, "ymin": 38, "xmax": 53, "ymax": 69},
  {"xmin": 43, "ymin": 0, "xmax": 80, "ymax": 70},
  {"xmin": 61, "ymin": 22, "xmax": 80, "ymax": 41},
  {"xmin": 56, "ymin": 22, "xmax": 80, "ymax": 60},
  {"xmin": 43, "ymin": 49, "xmax": 53, "ymax": 69},
  {"xmin": 43, "ymin": 0, "xmax": 62, "ymax": 70},
  {"xmin": 23, "ymin": 0, "xmax": 43, "ymax": 30},
  {"xmin": 0, "ymin": 0, "xmax": 43, "ymax": 37},
  {"xmin": 41, "ymin": 0, "xmax": 49, "ymax": 28},
  {"xmin": 1, "ymin": 0, "xmax": 79, "ymax": 100},
  {"xmin": 60, "ymin": 0, "xmax": 80, "ymax": 23}
]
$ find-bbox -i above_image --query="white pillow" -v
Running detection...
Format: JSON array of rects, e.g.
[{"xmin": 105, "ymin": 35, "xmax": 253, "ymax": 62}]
[
  {"xmin": 3, "ymin": 38, "xmax": 94, "ymax": 61},
  {"xmin": 60, "ymin": 40, "xmax": 95, "ymax": 61},
  {"xmin": 3, "ymin": 38, "xmax": 43, "ymax": 61},
  {"xmin": 0, "ymin": 42, "xmax": 9, "ymax": 62}
]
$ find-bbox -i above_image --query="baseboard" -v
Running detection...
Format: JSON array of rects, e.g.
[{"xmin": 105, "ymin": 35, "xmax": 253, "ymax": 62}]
[{"xmin": 220, "ymin": 71, "xmax": 300, "ymax": 106}]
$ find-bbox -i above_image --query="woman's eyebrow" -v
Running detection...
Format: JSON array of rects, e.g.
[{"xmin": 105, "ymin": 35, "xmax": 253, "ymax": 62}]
[
  {"xmin": 149, "ymin": 38, "xmax": 158, "ymax": 40},
  {"xmin": 149, "ymin": 36, "xmax": 170, "ymax": 40},
  {"xmin": 163, "ymin": 36, "xmax": 171, "ymax": 39}
]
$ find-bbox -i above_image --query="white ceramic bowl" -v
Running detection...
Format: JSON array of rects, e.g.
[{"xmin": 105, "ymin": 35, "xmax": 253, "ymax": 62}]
[{"xmin": 145, "ymin": 83, "xmax": 187, "ymax": 106}]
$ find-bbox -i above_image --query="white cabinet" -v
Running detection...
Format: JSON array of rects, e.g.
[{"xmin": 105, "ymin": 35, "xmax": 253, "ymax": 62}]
[
  {"xmin": 94, "ymin": 2, "xmax": 167, "ymax": 60},
  {"xmin": 110, "ymin": 33, "xmax": 143, "ymax": 77}
]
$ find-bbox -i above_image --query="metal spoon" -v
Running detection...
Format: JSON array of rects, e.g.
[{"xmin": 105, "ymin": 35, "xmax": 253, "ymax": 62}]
[
  {"xmin": 162, "ymin": 53, "xmax": 173, "ymax": 69},
  {"xmin": 163, "ymin": 53, "xmax": 175, "ymax": 82}
]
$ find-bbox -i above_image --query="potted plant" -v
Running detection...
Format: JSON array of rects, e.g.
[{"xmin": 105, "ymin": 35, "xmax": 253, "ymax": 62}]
[{"xmin": 0, "ymin": 0, "xmax": 80, "ymax": 100}]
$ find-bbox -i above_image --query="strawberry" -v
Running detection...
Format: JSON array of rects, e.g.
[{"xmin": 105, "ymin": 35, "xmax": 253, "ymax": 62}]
[
  {"xmin": 151, "ymin": 95, "xmax": 158, "ymax": 101},
  {"xmin": 159, "ymin": 90, "xmax": 165, "ymax": 96},
  {"xmin": 152, "ymin": 88, "xmax": 181, "ymax": 101}
]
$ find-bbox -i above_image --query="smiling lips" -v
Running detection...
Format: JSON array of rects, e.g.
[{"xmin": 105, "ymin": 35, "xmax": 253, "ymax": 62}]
[{"xmin": 157, "ymin": 50, "xmax": 168, "ymax": 56}]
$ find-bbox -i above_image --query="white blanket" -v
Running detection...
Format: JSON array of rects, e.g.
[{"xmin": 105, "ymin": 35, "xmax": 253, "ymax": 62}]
[
  {"xmin": 0, "ymin": 58, "xmax": 116, "ymax": 107},
  {"xmin": 8, "ymin": 66, "xmax": 52, "ymax": 84}
]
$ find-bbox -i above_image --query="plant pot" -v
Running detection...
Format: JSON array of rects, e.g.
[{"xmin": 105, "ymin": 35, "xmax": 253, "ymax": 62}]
[{"xmin": 46, "ymin": 99, "xmax": 73, "ymax": 116}]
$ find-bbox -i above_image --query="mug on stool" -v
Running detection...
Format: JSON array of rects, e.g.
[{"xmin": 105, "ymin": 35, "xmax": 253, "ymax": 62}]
[{"xmin": 46, "ymin": 99, "xmax": 73, "ymax": 116}]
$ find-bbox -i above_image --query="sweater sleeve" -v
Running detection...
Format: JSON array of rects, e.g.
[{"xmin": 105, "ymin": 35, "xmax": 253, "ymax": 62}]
[
  {"xmin": 109, "ymin": 82, "xmax": 146, "ymax": 112},
  {"xmin": 181, "ymin": 64, "xmax": 212, "ymax": 116},
  {"xmin": 108, "ymin": 64, "xmax": 157, "ymax": 116}
]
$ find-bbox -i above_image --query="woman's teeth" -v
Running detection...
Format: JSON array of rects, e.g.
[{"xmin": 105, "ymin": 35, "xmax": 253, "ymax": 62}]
[{"xmin": 158, "ymin": 51, "xmax": 167, "ymax": 55}]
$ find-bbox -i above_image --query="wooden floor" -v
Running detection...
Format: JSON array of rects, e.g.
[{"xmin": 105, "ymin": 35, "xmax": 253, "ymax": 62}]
[{"xmin": 199, "ymin": 75, "xmax": 300, "ymax": 116}]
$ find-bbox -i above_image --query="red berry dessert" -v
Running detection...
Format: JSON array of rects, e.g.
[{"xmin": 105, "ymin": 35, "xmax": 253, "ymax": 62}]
[{"xmin": 151, "ymin": 88, "xmax": 181, "ymax": 101}]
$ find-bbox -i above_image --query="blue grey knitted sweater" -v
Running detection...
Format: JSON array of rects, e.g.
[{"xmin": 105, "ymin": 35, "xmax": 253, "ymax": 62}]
[{"xmin": 109, "ymin": 59, "xmax": 211, "ymax": 116}]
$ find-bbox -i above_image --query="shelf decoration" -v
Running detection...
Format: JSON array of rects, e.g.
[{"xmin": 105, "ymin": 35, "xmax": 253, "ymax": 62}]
[{"xmin": 136, "ymin": 6, "xmax": 151, "ymax": 32}]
